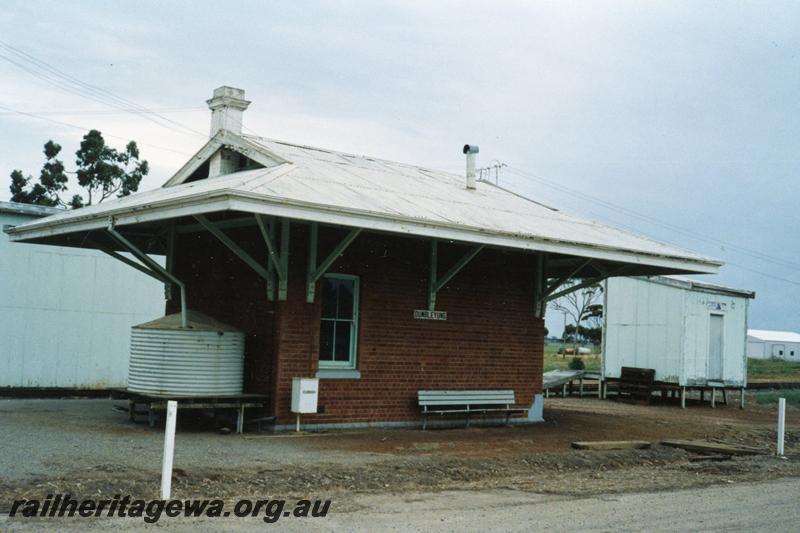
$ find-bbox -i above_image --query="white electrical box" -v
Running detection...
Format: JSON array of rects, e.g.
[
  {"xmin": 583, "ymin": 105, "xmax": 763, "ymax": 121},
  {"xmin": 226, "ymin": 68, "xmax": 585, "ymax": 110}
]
[{"xmin": 291, "ymin": 377, "xmax": 319, "ymax": 414}]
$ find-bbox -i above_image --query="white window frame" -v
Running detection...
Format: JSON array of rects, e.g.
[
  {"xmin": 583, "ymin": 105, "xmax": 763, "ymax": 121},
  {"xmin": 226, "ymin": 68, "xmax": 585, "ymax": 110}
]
[{"xmin": 318, "ymin": 273, "xmax": 359, "ymax": 370}]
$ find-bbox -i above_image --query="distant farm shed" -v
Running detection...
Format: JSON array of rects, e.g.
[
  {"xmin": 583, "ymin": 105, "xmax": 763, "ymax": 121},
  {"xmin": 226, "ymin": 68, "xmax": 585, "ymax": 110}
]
[
  {"xmin": 603, "ymin": 276, "xmax": 754, "ymax": 388},
  {"xmin": 0, "ymin": 201, "xmax": 164, "ymax": 391},
  {"xmin": 747, "ymin": 329, "xmax": 800, "ymax": 360}
]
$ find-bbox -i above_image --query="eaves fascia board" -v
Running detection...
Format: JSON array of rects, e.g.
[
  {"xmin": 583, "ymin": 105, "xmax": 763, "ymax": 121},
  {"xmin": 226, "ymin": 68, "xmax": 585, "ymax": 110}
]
[{"xmin": 9, "ymin": 190, "xmax": 721, "ymax": 274}]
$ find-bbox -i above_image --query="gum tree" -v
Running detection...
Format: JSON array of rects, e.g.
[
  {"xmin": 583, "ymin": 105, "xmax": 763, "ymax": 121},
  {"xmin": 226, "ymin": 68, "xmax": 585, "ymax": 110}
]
[{"xmin": 9, "ymin": 129, "xmax": 148, "ymax": 208}]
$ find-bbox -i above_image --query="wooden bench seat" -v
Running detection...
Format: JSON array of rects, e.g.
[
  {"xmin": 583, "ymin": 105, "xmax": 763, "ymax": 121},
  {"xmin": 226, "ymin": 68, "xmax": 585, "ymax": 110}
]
[
  {"xmin": 417, "ymin": 389, "xmax": 525, "ymax": 430},
  {"xmin": 616, "ymin": 366, "xmax": 656, "ymax": 403}
]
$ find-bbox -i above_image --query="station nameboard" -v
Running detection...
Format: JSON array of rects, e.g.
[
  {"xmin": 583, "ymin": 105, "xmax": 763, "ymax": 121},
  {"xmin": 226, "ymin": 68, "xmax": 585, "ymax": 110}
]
[{"xmin": 413, "ymin": 309, "xmax": 447, "ymax": 321}]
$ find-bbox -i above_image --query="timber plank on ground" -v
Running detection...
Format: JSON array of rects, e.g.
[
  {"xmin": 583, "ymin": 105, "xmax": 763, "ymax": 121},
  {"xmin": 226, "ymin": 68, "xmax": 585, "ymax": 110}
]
[
  {"xmin": 661, "ymin": 439, "xmax": 763, "ymax": 456},
  {"xmin": 571, "ymin": 440, "xmax": 651, "ymax": 450}
]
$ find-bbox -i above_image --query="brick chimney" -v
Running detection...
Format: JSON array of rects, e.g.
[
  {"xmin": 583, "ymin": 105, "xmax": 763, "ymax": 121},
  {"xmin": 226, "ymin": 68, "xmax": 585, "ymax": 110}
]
[
  {"xmin": 206, "ymin": 86, "xmax": 250, "ymax": 178},
  {"xmin": 206, "ymin": 86, "xmax": 251, "ymax": 137}
]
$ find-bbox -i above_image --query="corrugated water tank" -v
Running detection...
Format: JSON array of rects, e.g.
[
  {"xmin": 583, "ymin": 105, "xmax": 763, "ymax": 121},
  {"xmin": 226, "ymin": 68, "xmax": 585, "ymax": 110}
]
[{"xmin": 128, "ymin": 311, "xmax": 245, "ymax": 396}]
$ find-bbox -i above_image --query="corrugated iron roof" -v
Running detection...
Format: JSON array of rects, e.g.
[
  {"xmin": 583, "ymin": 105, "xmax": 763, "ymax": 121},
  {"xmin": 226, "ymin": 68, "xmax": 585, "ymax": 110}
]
[
  {"xmin": 0, "ymin": 201, "xmax": 62, "ymax": 217},
  {"xmin": 7, "ymin": 131, "xmax": 721, "ymax": 273},
  {"xmin": 748, "ymin": 329, "xmax": 800, "ymax": 343},
  {"xmin": 644, "ymin": 275, "xmax": 755, "ymax": 298}
]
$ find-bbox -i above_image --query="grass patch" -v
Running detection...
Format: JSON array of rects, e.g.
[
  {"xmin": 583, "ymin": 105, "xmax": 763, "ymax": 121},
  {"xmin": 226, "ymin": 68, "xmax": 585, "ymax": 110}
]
[
  {"xmin": 754, "ymin": 389, "xmax": 800, "ymax": 407},
  {"xmin": 747, "ymin": 358, "xmax": 800, "ymax": 381},
  {"xmin": 544, "ymin": 344, "xmax": 601, "ymax": 372}
]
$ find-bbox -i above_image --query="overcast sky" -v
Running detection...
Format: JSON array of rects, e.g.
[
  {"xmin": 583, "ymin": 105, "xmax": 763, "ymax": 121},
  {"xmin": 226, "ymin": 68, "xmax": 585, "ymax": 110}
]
[{"xmin": 1, "ymin": 1, "xmax": 798, "ymax": 335}]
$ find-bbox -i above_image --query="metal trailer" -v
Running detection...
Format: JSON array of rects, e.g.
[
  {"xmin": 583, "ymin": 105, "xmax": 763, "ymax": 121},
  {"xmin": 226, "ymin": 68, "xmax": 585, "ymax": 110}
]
[
  {"xmin": 0, "ymin": 201, "xmax": 164, "ymax": 391},
  {"xmin": 602, "ymin": 276, "xmax": 755, "ymax": 408}
]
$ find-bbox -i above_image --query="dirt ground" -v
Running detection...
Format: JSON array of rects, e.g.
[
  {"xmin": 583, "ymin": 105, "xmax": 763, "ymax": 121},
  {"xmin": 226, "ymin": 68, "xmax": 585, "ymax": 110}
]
[{"xmin": 1, "ymin": 396, "xmax": 798, "ymax": 511}]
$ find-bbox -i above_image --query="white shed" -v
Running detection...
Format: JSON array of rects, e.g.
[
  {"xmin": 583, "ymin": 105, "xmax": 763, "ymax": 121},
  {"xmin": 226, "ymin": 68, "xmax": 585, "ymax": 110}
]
[
  {"xmin": 746, "ymin": 330, "xmax": 800, "ymax": 360},
  {"xmin": 603, "ymin": 276, "xmax": 754, "ymax": 388},
  {"xmin": 1, "ymin": 201, "xmax": 164, "ymax": 390}
]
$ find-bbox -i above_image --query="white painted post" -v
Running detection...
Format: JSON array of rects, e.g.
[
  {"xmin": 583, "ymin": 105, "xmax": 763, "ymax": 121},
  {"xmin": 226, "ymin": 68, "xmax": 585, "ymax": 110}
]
[
  {"xmin": 777, "ymin": 397, "xmax": 786, "ymax": 457},
  {"xmin": 161, "ymin": 401, "xmax": 178, "ymax": 499}
]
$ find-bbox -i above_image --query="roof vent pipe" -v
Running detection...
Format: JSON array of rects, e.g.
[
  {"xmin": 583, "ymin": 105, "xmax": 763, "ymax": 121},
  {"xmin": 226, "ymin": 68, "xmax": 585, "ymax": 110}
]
[{"xmin": 463, "ymin": 144, "xmax": 479, "ymax": 190}]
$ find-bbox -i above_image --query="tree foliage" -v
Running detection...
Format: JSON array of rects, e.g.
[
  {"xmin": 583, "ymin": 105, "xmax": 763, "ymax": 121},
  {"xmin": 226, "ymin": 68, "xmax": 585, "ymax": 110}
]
[
  {"xmin": 9, "ymin": 130, "xmax": 148, "ymax": 208},
  {"xmin": 564, "ymin": 323, "xmax": 602, "ymax": 345},
  {"xmin": 550, "ymin": 281, "xmax": 604, "ymax": 348}
]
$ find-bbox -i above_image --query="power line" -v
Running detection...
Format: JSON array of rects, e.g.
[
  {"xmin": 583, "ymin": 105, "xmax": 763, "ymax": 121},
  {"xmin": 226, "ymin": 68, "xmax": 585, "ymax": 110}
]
[
  {"xmin": 722, "ymin": 261, "xmax": 800, "ymax": 288},
  {"xmin": 0, "ymin": 106, "xmax": 205, "ymax": 116},
  {"xmin": 0, "ymin": 41, "xmax": 205, "ymax": 138},
  {"xmin": 0, "ymin": 41, "xmax": 207, "ymax": 139},
  {"xmin": 0, "ymin": 103, "xmax": 193, "ymax": 157},
  {"xmin": 505, "ymin": 166, "xmax": 800, "ymax": 272},
  {"xmin": 0, "ymin": 50, "xmax": 193, "ymax": 138},
  {"xmin": 485, "ymin": 170, "xmax": 800, "ymax": 288}
]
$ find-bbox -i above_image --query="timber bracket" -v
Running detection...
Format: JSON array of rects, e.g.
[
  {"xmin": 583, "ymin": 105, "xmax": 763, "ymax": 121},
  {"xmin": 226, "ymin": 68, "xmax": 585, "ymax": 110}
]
[
  {"xmin": 306, "ymin": 223, "xmax": 362, "ymax": 303},
  {"xmin": 195, "ymin": 214, "xmax": 290, "ymax": 301},
  {"xmin": 106, "ymin": 218, "xmax": 188, "ymax": 328},
  {"xmin": 428, "ymin": 240, "xmax": 484, "ymax": 311}
]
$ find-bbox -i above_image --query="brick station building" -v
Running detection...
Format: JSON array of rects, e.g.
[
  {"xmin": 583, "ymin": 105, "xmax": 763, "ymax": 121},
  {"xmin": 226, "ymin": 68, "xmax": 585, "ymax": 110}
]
[{"xmin": 8, "ymin": 87, "xmax": 721, "ymax": 429}]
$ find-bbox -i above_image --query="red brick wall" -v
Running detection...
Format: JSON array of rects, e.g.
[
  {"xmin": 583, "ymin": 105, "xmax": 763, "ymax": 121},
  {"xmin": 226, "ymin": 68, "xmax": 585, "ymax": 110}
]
[
  {"xmin": 167, "ymin": 227, "xmax": 275, "ymax": 393},
  {"xmin": 170, "ymin": 222, "xmax": 544, "ymax": 425},
  {"xmin": 275, "ymin": 225, "xmax": 543, "ymax": 424}
]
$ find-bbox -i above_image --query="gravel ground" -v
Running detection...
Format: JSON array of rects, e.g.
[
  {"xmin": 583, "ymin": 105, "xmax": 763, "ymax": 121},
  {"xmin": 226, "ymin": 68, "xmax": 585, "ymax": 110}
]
[
  {"xmin": 1, "ymin": 396, "xmax": 798, "ymax": 509},
  {"xmin": 3, "ymin": 478, "xmax": 799, "ymax": 531},
  {"xmin": 0, "ymin": 398, "xmax": 387, "ymax": 482}
]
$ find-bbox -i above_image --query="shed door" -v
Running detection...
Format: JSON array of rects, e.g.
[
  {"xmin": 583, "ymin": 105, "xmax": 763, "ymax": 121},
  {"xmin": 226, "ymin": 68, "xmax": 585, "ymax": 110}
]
[
  {"xmin": 772, "ymin": 344, "xmax": 785, "ymax": 357},
  {"xmin": 708, "ymin": 314, "xmax": 724, "ymax": 380}
]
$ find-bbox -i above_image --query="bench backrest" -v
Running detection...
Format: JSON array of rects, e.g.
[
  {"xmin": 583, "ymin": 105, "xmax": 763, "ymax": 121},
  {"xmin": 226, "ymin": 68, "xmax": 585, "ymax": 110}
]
[
  {"xmin": 418, "ymin": 390, "xmax": 516, "ymax": 407},
  {"xmin": 620, "ymin": 366, "xmax": 655, "ymax": 385}
]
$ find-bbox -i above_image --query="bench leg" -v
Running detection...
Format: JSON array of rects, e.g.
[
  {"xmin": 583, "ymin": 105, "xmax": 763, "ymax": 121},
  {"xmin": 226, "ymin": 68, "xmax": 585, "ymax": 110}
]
[
  {"xmin": 711, "ymin": 388, "xmax": 716, "ymax": 408},
  {"xmin": 740, "ymin": 388, "xmax": 745, "ymax": 409},
  {"xmin": 579, "ymin": 377, "xmax": 584, "ymax": 398},
  {"xmin": 722, "ymin": 388, "xmax": 728, "ymax": 405},
  {"xmin": 681, "ymin": 386, "xmax": 686, "ymax": 409},
  {"xmin": 505, "ymin": 411, "xmax": 511, "ymax": 426},
  {"xmin": 465, "ymin": 411, "xmax": 471, "ymax": 428},
  {"xmin": 562, "ymin": 383, "xmax": 567, "ymax": 398},
  {"xmin": 148, "ymin": 406, "xmax": 156, "ymax": 428},
  {"xmin": 128, "ymin": 400, "xmax": 136, "ymax": 423},
  {"xmin": 422, "ymin": 414, "xmax": 427, "ymax": 431}
]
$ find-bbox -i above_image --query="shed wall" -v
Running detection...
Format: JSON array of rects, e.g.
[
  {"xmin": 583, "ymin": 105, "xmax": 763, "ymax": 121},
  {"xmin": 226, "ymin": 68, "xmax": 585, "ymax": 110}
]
[
  {"xmin": 603, "ymin": 277, "xmax": 684, "ymax": 382},
  {"xmin": 1, "ymin": 211, "xmax": 164, "ymax": 389},
  {"xmin": 746, "ymin": 340, "xmax": 766, "ymax": 359},
  {"xmin": 604, "ymin": 277, "xmax": 748, "ymax": 386},
  {"xmin": 681, "ymin": 289, "xmax": 747, "ymax": 385},
  {"xmin": 747, "ymin": 339, "xmax": 800, "ymax": 360}
]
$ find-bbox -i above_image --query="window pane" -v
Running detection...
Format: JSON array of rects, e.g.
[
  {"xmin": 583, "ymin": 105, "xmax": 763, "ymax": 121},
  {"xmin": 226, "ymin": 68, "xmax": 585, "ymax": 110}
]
[
  {"xmin": 319, "ymin": 321, "xmax": 335, "ymax": 361},
  {"xmin": 336, "ymin": 280, "xmax": 354, "ymax": 320},
  {"xmin": 334, "ymin": 321, "xmax": 352, "ymax": 362},
  {"xmin": 321, "ymin": 279, "xmax": 338, "ymax": 319}
]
